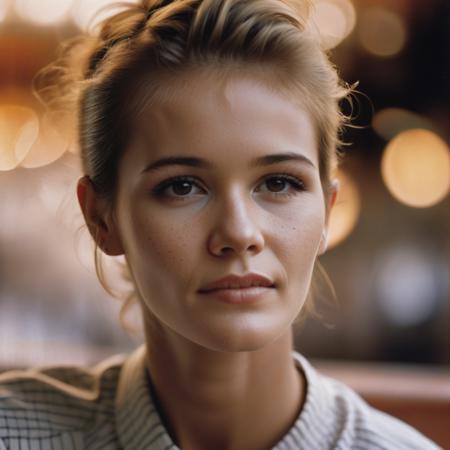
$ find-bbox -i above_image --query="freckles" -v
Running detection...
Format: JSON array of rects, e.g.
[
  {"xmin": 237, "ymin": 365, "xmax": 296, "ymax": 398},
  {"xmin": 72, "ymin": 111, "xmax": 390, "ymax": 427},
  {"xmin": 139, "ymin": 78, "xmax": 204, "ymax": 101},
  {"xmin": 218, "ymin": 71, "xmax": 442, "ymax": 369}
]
[
  {"xmin": 141, "ymin": 218, "xmax": 194, "ymax": 276},
  {"xmin": 277, "ymin": 217, "xmax": 322, "ymax": 260}
]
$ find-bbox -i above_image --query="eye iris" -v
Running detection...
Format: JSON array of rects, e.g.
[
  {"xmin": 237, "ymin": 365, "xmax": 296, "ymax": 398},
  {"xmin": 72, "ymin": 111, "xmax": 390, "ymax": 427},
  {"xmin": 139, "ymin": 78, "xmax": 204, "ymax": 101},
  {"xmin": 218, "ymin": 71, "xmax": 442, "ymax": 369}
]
[
  {"xmin": 173, "ymin": 181, "xmax": 192, "ymax": 195},
  {"xmin": 267, "ymin": 178, "xmax": 286, "ymax": 192}
]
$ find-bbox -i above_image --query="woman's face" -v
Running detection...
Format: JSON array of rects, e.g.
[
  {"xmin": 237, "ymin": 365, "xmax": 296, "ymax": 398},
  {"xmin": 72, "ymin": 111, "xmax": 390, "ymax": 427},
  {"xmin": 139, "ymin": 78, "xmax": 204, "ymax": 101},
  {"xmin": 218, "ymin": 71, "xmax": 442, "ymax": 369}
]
[{"xmin": 110, "ymin": 70, "xmax": 334, "ymax": 352}]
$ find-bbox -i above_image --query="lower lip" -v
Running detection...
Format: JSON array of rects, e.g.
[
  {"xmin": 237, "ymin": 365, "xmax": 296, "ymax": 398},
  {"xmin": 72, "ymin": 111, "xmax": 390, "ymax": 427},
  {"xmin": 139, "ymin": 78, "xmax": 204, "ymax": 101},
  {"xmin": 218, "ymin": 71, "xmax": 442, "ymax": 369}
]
[{"xmin": 198, "ymin": 286, "xmax": 274, "ymax": 304}]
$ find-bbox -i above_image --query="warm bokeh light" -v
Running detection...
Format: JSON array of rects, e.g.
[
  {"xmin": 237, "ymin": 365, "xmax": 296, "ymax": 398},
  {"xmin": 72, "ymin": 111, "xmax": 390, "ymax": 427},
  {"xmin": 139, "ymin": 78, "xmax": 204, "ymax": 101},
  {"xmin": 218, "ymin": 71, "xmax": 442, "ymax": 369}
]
[
  {"xmin": 0, "ymin": 0, "xmax": 10, "ymax": 22},
  {"xmin": 20, "ymin": 117, "xmax": 69, "ymax": 169},
  {"xmin": 0, "ymin": 105, "xmax": 39, "ymax": 172},
  {"xmin": 381, "ymin": 129, "xmax": 450, "ymax": 208},
  {"xmin": 15, "ymin": 0, "xmax": 74, "ymax": 25},
  {"xmin": 328, "ymin": 169, "xmax": 361, "ymax": 249},
  {"xmin": 373, "ymin": 108, "xmax": 434, "ymax": 141},
  {"xmin": 71, "ymin": 0, "xmax": 137, "ymax": 32},
  {"xmin": 358, "ymin": 7, "xmax": 407, "ymax": 57},
  {"xmin": 311, "ymin": 0, "xmax": 356, "ymax": 50}
]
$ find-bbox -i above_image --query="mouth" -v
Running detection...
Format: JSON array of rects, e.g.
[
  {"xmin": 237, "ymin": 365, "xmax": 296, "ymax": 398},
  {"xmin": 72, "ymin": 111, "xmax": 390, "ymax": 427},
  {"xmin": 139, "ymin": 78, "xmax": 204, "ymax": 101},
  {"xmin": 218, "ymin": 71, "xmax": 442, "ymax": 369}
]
[
  {"xmin": 198, "ymin": 285, "xmax": 276, "ymax": 304},
  {"xmin": 199, "ymin": 283, "xmax": 276, "ymax": 292},
  {"xmin": 198, "ymin": 273, "xmax": 275, "ymax": 293}
]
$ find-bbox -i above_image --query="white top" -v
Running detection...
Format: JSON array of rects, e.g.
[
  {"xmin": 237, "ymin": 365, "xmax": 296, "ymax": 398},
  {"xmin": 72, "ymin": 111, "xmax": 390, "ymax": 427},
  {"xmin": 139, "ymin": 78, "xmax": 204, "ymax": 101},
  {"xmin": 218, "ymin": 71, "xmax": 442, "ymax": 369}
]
[{"xmin": 0, "ymin": 345, "xmax": 441, "ymax": 449}]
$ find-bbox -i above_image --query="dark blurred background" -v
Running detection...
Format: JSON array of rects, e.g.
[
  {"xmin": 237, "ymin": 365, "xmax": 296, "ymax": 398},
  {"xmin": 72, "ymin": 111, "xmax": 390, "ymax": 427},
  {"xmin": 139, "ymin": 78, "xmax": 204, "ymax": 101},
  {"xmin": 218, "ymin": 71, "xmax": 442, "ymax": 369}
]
[{"xmin": 0, "ymin": 0, "xmax": 449, "ymax": 369}]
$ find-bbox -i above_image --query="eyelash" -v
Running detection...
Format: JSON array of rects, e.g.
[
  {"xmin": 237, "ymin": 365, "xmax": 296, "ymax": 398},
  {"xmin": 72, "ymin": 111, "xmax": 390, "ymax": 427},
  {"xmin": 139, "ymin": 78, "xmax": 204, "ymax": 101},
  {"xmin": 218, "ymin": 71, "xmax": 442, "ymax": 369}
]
[{"xmin": 151, "ymin": 173, "xmax": 306, "ymax": 201}]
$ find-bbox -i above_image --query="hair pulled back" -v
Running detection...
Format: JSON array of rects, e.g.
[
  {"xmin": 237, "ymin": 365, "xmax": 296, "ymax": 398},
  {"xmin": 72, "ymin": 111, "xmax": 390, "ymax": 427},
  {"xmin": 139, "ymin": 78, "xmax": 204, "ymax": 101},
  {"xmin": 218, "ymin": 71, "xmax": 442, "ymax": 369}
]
[{"xmin": 36, "ymin": 0, "xmax": 352, "ymax": 326}]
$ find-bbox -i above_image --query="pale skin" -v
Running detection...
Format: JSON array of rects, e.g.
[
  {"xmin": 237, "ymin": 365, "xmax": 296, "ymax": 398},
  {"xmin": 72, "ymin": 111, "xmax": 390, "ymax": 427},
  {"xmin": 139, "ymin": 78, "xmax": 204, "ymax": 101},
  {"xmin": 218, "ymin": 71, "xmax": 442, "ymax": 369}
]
[{"xmin": 78, "ymin": 69, "xmax": 338, "ymax": 450}]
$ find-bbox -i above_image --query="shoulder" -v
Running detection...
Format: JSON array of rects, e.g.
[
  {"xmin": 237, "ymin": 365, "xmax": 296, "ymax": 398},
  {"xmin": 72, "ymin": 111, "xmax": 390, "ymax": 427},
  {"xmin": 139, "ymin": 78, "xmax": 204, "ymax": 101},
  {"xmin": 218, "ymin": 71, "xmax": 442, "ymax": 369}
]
[
  {"xmin": 323, "ymin": 375, "xmax": 441, "ymax": 449},
  {"xmin": 0, "ymin": 353, "xmax": 125, "ymax": 447},
  {"xmin": 293, "ymin": 352, "xmax": 443, "ymax": 450}
]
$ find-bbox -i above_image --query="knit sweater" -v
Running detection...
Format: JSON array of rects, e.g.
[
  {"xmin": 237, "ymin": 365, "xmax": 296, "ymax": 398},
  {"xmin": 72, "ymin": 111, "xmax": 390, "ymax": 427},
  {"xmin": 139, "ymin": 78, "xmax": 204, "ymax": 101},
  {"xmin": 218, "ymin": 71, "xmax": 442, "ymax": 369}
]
[{"xmin": 0, "ymin": 345, "xmax": 441, "ymax": 449}]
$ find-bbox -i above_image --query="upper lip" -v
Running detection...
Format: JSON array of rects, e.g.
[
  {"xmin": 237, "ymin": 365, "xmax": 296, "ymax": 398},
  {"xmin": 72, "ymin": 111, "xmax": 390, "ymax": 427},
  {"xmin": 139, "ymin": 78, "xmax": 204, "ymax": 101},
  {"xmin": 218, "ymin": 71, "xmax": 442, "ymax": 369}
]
[{"xmin": 198, "ymin": 273, "xmax": 275, "ymax": 292}]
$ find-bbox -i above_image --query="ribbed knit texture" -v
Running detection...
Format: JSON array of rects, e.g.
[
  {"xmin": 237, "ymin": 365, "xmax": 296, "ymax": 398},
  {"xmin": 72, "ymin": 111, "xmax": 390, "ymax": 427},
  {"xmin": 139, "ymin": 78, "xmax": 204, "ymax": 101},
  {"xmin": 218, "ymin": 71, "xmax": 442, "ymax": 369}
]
[{"xmin": 0, "ymin": 345, "xmax": 441, "ymax": 449}]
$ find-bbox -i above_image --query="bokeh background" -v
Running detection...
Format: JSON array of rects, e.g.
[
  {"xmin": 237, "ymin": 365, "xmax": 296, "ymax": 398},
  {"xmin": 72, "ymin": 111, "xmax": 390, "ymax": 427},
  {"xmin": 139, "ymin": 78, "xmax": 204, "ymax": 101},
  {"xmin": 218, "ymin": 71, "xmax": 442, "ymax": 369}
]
[{"xmin": 0, "ymin": 0, "xmax": 449, "ymax": 370}]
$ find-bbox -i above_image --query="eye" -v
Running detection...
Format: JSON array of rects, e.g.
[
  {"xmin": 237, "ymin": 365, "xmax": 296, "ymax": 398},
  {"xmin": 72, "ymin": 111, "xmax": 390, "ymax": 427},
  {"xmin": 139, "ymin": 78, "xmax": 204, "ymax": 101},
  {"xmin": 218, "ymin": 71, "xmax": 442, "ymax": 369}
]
[
  {"xmin": 152, "ymin": 176, "xmax": 205, "ymax": 200},
  {"xmin": 256, "ymin": 174, "xmax": 305, "ymax": 196}
]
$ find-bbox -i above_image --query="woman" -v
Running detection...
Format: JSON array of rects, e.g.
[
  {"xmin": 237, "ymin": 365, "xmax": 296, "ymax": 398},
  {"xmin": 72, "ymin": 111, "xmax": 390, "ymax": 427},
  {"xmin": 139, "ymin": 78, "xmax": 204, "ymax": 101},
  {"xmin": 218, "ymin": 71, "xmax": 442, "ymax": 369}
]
[{"xmin": 0, "ymin": 1, "xmax": 441, "ymax": 449}]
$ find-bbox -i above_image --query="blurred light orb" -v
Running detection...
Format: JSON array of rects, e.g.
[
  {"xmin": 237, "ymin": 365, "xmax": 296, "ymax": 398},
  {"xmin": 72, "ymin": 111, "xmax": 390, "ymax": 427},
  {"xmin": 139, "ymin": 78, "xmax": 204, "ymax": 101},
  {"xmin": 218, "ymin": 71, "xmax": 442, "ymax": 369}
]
[
  {"xmin": 0, "ymin": 105, "xmax": 39, "ymax": 172},
  {"xmin": 20, "ymin": 117, "xmax": 68, "ymax": 169},
  {"xmin": 359, "ymin": 7, "xmax": 407, "ymax": 57},
  {"xmin": 381, "ymin": 129, "xmax": 450, "ymax": 208},
  {"xmin": 71, "ymin": 0, "xmax": 137, "ymax": 32},
  {"xmin": 373, "ymin": 108, "xmax": 433, "ymax": 141},
  {"xmin": 312, "ymin": 0, "xmax": 356, "ymax": 50},
  {"xmin": 15, "ymin": 0, "xmax": 74, "ymax": 25},
  {"xmin": 0, "ymin": 0, "xmax": 10, "ymax": 22},
  {"xmin": 328, "ymin": 169, "xmax": 361, "ymax": 249},
  {"xmin": 374, "ymin": 247, "xmax": 444, "ymax": 327}
]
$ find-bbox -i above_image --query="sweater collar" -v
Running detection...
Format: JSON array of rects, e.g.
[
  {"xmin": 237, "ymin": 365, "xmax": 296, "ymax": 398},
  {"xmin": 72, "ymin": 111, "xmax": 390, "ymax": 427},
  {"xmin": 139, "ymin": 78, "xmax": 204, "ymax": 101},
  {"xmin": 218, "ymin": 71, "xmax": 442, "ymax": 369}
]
[
  {"xmin": 115, "ymin": 345, "xmax": 330, "ymax": 450},
  {"xmin": 115, "ymin": 345, "xmax": 176, "ymax": 450}
]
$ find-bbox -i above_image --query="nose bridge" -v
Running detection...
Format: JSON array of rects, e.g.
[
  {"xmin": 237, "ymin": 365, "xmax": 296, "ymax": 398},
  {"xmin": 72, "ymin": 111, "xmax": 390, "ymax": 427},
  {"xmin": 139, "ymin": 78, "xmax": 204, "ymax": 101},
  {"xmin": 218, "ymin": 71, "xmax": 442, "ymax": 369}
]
[
  {"xmin": 208, "ymin": 185, "xmax": 265, "ymax": 256},
  {"xmin": 223, "ymin": 185, "xmax": 253, "ymax": 225}
]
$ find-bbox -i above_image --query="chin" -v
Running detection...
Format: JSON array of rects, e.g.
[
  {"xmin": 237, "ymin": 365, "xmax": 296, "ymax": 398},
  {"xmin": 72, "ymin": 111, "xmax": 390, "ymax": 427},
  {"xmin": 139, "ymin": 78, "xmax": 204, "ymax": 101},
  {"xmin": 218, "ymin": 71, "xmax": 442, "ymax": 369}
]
[{"xmin": 191, "ymin": 318, "xmax": 292, "ymax": 353}]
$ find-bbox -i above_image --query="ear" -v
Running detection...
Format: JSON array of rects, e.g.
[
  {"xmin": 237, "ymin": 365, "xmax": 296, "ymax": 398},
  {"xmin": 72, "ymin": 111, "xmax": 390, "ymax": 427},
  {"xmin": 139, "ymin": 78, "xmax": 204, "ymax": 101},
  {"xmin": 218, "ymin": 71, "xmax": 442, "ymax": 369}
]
[
  {"xmin": 77, "ymin": 176, "xmax": 124, "ymax": 256},
  {"xmin": 318, "ymin": 178, "xmax": 340, "ymax": 256}
]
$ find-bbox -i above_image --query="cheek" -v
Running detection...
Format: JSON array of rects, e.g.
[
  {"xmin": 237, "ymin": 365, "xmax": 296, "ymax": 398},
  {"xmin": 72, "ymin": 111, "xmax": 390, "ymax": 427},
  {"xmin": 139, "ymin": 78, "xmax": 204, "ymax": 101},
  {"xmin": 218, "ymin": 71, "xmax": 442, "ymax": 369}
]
[
  {"xmin": 118, "ymin": 204, "xmax": 200, "ymax": 296},
  {"xmin": 270, "ymin": 201, "xmax": 325, "ymax": 278}
]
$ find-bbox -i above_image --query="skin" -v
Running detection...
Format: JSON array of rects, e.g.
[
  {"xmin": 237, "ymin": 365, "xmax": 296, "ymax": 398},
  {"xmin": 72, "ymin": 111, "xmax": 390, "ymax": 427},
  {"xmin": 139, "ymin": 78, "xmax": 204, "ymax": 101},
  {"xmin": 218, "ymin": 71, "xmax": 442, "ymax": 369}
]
[{"xmin": 78, "ymin": 69, "xmax": 338, "ymax": 450}]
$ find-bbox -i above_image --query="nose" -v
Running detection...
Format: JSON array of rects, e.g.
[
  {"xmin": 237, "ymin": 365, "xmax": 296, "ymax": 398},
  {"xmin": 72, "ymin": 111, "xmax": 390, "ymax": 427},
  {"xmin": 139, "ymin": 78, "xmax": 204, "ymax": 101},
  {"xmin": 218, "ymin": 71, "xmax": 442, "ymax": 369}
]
[{"xmin": 207, "ymin": 190, "xmax": 265, "ymax": 257}]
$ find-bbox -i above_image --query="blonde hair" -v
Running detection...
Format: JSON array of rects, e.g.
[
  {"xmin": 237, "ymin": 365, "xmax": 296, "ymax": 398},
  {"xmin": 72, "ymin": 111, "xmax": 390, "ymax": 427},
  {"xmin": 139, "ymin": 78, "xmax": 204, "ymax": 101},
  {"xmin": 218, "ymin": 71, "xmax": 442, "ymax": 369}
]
[{"xmin": 36, "ymin": 0, "xmax": 353, "ymax": 328}]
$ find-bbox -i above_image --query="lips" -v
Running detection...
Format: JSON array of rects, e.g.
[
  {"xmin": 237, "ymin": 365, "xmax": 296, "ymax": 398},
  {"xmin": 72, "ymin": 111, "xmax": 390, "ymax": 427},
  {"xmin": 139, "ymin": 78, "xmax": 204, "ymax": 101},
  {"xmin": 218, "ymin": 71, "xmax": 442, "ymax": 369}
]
[{"xmin": 198, "ymin": 273, "xmax": 275, "ymax": 293}]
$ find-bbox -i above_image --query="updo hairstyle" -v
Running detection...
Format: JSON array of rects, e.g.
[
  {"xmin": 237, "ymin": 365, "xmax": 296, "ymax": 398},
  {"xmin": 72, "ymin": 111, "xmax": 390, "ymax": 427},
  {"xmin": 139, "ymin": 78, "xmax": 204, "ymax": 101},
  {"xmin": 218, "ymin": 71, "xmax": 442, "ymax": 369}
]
[{"xmin": 36, "ymin": 0, "xmax": 353, "ymax": 326}]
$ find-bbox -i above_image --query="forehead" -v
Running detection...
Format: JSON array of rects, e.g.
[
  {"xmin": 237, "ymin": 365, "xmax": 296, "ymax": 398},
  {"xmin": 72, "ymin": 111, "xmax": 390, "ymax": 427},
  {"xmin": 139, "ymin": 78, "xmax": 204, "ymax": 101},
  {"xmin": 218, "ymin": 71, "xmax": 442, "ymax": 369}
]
[{"xmin": 128, "ymin": 68, "xmax": 318, "ymax": 168}]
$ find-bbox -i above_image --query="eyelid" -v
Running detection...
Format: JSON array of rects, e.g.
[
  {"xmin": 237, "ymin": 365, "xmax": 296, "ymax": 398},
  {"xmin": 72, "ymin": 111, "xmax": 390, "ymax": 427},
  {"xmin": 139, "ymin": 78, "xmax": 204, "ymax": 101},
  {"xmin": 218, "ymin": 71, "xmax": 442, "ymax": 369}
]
[
  {"xmin": 151, "ymin": 175, "xmax": 205, "ymax": 196},
  {"xmin": 151, "ymin": 172, "xmax": 306, "ymax": 200},
  {"xmin": 256, "ymin": 172, "xmax": 305, "ymax": 191}
]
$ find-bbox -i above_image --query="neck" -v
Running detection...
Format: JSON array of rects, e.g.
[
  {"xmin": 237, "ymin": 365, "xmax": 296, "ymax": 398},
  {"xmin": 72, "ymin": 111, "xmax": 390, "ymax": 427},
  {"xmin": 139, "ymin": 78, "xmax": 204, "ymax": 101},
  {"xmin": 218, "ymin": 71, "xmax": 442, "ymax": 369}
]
[{"xmin": 144, "ymin": 320, "xmax": 306, "ymax": 450}]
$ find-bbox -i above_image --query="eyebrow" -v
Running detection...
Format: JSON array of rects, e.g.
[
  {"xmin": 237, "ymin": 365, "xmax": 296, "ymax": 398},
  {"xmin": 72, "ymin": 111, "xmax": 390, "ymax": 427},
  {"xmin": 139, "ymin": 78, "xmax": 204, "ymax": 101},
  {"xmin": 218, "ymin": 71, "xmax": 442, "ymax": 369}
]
[
  {"xmin": 255, "ymin": 152, "xmax": 316, "ymax": 169},
  {"xmin": 142, "ymin": 152, "xmax": 316, "ymax": 174}
]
